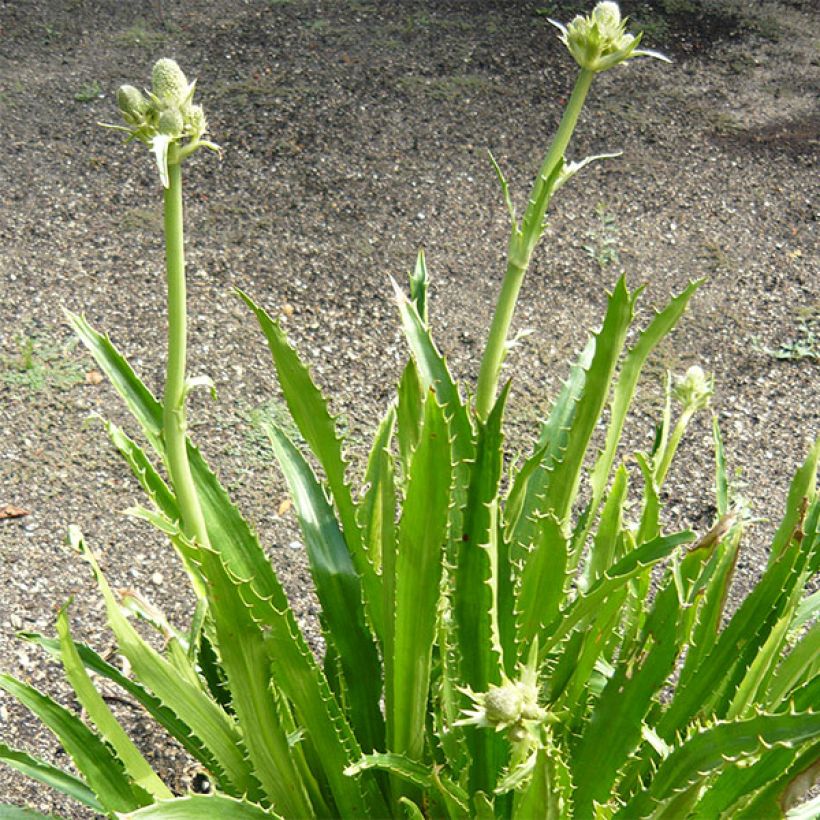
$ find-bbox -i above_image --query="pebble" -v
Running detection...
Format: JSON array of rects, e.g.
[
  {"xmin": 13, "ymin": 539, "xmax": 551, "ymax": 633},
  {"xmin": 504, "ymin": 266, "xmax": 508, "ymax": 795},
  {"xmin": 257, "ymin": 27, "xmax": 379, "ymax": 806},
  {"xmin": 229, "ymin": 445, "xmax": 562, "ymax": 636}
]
[{"xmin": 151, "ymin": 571, "xmax": 164, "ymax": 586}]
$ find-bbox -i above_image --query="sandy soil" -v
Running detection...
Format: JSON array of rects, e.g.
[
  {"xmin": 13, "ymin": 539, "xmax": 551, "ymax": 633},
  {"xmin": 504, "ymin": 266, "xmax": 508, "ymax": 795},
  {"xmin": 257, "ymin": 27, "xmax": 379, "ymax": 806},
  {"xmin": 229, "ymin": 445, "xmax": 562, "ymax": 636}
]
[{"xmin": 0, "ymin": 0, "xmax": 817, "ymax": 814}]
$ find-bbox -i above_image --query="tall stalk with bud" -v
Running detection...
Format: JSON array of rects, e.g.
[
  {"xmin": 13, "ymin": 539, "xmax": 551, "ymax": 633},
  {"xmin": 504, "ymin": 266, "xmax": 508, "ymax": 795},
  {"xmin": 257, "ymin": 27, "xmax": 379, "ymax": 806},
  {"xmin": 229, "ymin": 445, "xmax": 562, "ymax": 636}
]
[{"xmin": 1, "ymin": 4, "xmax": 818, "ymax": 818}]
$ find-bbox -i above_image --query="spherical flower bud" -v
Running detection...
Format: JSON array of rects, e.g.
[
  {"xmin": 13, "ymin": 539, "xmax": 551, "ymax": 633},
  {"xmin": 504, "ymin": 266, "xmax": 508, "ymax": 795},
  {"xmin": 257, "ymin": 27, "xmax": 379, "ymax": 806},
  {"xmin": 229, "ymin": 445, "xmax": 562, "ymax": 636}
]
[
  {"xmin": 185, "ymin": 104, "xmax": 208, "ymax": 138},
  {"xmin": 485, "ymin": 684, "xmax": 524, "ymax": 725},
  {"xmin": 158, "ymin": 108, "xmax": 184, "ymax": 137},
  {"xmin": 152, "ymin": 58, "xmax": 189, "ymax": 106},
  {"xmin": 674, "ymin": 365, "xmax": 714, "ymax": 412},
  {"xmin": 116, "ymin": 84, "xmax": 148, "ymax": 123}
]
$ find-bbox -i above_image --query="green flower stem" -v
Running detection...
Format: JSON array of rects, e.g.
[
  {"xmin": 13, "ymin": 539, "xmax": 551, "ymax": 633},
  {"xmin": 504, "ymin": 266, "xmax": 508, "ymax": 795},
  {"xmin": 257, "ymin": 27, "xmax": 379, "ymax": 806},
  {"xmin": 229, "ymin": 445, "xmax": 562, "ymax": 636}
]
[
  {"xmin": 474, "ymin": 67, "xmax": 594, "ymax": 421},
  {"xmin": 162, "ymin": 144, "xmax": 210, "ymax": 548},
  {"xmin": 654, "ymin": 408, "xmax": 694, "ymax": 489}
]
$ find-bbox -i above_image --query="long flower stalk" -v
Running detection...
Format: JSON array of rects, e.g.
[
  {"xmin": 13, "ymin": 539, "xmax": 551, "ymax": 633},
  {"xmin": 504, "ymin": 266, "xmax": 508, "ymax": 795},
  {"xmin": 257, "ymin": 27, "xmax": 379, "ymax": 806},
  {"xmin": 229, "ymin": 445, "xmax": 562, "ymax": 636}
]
[{"xmin": 162, "ymin": 146, "xmax": 210, "ymax": 547}]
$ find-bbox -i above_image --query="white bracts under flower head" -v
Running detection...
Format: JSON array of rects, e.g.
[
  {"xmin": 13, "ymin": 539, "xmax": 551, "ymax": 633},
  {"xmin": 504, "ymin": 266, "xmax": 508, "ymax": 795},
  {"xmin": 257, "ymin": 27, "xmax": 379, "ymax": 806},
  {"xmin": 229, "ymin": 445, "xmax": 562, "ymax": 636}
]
[
  {"xmin": 549, "ymin": 1, "xmax": 670, "ymax": 73},
  {"xmin": 673, "ymin": 365, "xmax": 714, "ymax": 412},
  {"xmin": 105, "ymin": 58, "xmax": 220, "ymax": 188}
]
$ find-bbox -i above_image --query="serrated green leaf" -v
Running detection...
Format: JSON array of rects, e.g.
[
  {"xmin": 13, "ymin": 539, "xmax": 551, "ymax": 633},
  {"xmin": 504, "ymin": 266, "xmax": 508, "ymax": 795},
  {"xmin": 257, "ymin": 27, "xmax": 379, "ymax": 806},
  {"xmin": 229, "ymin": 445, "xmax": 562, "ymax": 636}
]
[
  {"xmin": 581, "ymin": 463, "xmax": 628, "ymax": 589},
  {"xmin": 0, "ymin": 743, "xmax": 103, "ymax": 812},
  {"xmin": 540, "ymin": 530, "xmax": 694, "ymax": 658},
  {"xmin": 119, "ymin": 793, "xmax": 280, "ymax": 819},
  {"xmin": 389, "ymin": 393, "xmax": 452, "ymax": 765},
  {"xmin": 396, "ymin": 359, "xmax": 424, "ymax": 480},
  {"xmin": 347, "ymin": 752, "xmax": 469, "ymax": 818},
  {"xmin": 0, "ymin": 676, "xmax": 150, "ymax": 813},
  {"xmin": 572, "ymin": 538, "xmax": 716, "ymax": 815},
  {"xmin": 358, "ymin": 406, "xmax": 396, "ymax": 574},
  {"xmin": 0, "ymin": 805, "xmax": 62, "ymax": 819},
  {"xmin": 55, "ymin": 603, "xmax": 172, "ymax": 801},
  {"xmin": 265, "ymin": 423, "xmax": 384, "ymax": 756},
  {"xmin": 619, "ymin": 712, "xmax": 820, "ymax": 818},
  {"xmin": 766, "ymin": 620, "xmax": 820, "ymax": 709},
  {"xmin": 67, "ymin": 528, "xmax": 256, "ymax": 801},
  {"xmin": 584, "ymin": 280, "xmax": 702, "ymax": 541},
  {"xmin": 238, "ymin": 290, "xmax": 383, "ymax": 637},
  {"xmin": 408, "ymin": 248, "xmax": 429, "ymax": 325}
]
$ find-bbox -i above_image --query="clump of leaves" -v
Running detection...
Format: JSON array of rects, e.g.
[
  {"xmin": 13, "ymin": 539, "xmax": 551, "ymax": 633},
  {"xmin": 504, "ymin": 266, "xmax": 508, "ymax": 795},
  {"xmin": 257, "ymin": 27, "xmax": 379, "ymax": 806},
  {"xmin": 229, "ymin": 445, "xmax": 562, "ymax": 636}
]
[{"xmin": 1, "ymin": 4, "xmax": 818, "ymax": 818}]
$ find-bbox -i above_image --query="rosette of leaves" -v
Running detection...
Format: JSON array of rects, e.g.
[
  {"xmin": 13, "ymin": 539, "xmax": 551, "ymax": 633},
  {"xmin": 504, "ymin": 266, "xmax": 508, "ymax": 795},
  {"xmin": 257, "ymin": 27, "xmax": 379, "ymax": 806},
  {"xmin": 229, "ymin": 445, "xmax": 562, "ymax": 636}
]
[{"xmin": 2, "ymin": 4, "xmax": 819, "ymax": 818}]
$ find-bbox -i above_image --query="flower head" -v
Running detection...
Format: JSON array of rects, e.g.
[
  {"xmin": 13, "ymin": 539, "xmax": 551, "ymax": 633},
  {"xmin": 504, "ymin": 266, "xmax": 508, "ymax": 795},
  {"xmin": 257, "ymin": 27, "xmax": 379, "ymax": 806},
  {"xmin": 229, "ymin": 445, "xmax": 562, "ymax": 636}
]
[
  {"xmin": 549, "ymin": 2, "xmax": 670, "ymax": 73},
  {"xmin": 105, "ymin": 58, "xmax": 220, "ymax": 187},
  {"xmin": 673, "ymin": 365, "xmax": 714, "ymax": 413}
]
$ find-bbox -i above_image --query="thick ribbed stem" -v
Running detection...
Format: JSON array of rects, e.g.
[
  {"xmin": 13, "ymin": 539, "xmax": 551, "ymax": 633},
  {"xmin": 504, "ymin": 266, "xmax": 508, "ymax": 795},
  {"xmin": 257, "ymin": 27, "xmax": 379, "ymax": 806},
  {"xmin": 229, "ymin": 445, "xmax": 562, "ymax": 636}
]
[
  {"xmin": 474, "ymin": 68, "xmax": 595, "ymax": 421},
  {"xmin": 162, "ymin": 145, "xmax": 210, "ymax": 548}
]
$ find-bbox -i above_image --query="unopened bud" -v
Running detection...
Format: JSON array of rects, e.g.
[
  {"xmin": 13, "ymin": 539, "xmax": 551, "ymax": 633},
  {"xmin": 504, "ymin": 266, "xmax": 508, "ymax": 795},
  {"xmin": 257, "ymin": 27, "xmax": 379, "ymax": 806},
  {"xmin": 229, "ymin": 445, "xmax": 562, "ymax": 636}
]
[
  {"xmin": 152, "ymin": 58, "xmax": 189, "ymax": 106},
  {"xmin": 674, "ymin": 365, "xmax": 713, "ymax": 412},
  {"xmin": 158, "ymin": 108, "xmax": 184, "ymax": 136},
  {"xmin": 116, "ymin": 84, "xmax": 147, "ymax": 122}
]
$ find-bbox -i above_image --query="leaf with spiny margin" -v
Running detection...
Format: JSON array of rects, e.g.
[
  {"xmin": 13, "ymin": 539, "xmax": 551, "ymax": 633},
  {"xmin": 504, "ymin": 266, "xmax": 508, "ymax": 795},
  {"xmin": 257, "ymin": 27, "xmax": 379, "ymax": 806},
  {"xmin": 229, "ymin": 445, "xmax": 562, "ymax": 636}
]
[
  {"xmin": 0, "ymin": 743, "xmax": 103, "ymax": 812},
  {"xmin": 581, "ymin": 463, "xmax": 628, "ymax": 590},
  {"xmin": 766, "ymin": 620, "xmax": 820, "ymax": 710},
  {"xmin": 768, "ymin": 437, "xmax": 819, "ymax": 565},
  {"xmin": 391, "ymin": 276, "xmax": 473, "ymax": 467},
  {"xmin": 519, "ymin": 158, "xmax": 565, "ymax": 260},
  {"xmin": 713, "ymin": 416, "xmax": 729, "ymax": 516},
  {"xmin": 120, "ymin": 793, "xmax": 281, "ymax": 819},
  {"xmin": 658, "ymin": 466, "xmax": 818, "ymax": 742},
  {"xmin": 454, "ymin": 384, "xmax": 509, "ymax": 795},
  {"xmin": 390, "ymin": 392, "xmax": 452, "ymax": 765},
  {"xmin": 396, "ymin": 359, "xmax": 424, "ymax": 480},
  {"xmin": 539, "ymin": 530, "xmax": 694, "ymax": 658},
  {"xmin": 147, "ymin": 509, "xmax": 379, "ymax": 818},
  {"xmin": 238, "ymin": 289, "xmax": 383, "ymax": 637},
  {"xmin": 617, "ymin": 712, "xmax": 820, "ymax": 818},
  {"xmin": 68, "ymin": 312, "xmax": 293, "ymax": 616},
  {"xmin": 676, "ymin": 525, "xmax": 740, "ymax": 692},
  {"xmin": 20, "ymin": 632, "xmax": 221, "ymax": 777},
  {"xmin": 409, "ymin": 248, "xmax": 429, "ymax": 325},
  {"xmin": 496, "ymin": 516, "xmax": 517, "ymax": 676},
  {"xmin": 506, "ymin": 337, "xmax": 594, "ymax": 554},
  {"xmin": 731, "ymin": 740, "xmax": 820, "ymax": 819},
  {"xmin": 55, "ymin": 603, "xmax": 172, "ymax": 801},
  {"xmin": 67, "ymin": 527, "xmax": 257, "ymax": 801},
  {"xmin": 346, "ymin": 752, "xmax": 469, "ymax": 819},
  {"xmin": 512, "ymin": 744, "xmax": 573, "ymax": 820},
  {"xmin": 265, "ymin": 422, "xmax": 385, "ymax": 756},
  {"xmin": 541, "ymin": 276, "xmax": 637, "ymax": 532},
  {"xmin": 572, "ymin": 537, "xmax": 718, "ymax": 816},
  {"xmin": 516, "ymin": 514, "xmax": 568, "ymax": 655},
  {"xmin": 0, "ymin": 676, "xmax": 151, "ymax": 813},
  {"xmin": 0, "ymin": 805, "xmax": 58, "ymax": 819},
  {"xmin": 583, "ymin": 280, "xmax": 702, "ymax": 543},
  {"xmin": 359, "ymin": 406, "xmax": 396, "ymax": 575}
]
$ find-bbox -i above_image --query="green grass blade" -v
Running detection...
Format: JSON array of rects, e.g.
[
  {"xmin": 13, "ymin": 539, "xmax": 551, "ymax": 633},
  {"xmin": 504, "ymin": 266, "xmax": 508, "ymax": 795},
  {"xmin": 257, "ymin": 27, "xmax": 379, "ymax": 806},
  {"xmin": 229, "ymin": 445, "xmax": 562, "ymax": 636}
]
[
  {"xmin": 121, "ymin": 794, "xmax": 281, "ymax": 819},
  {"xmin": 0, "ymin": 743, "xmax": 104, "ymax": 812},
  {"xmin": 0, "ymin": 676, "xmax": 150, "ymax": 813},
  {"xmin": 619, "ymin": 712, "xmax": 820, "ymax": 818},
  {"xmin": 390, "ymin": 393, "xmax": 452, "ymax": 763},
  {"xmin": 55, "ymin": 603, "xmax": 172, "ymax": 801},
  {"xmin": 265, "ymin": 423, "xmax": 384, "ymax": 755},
  {"xmin": 238, "ymin": 290, "xmax": 380, "ymax": 623},
  {"xmin": 68, "ymin": 528, "xmax": 256, "ymax": 799}
]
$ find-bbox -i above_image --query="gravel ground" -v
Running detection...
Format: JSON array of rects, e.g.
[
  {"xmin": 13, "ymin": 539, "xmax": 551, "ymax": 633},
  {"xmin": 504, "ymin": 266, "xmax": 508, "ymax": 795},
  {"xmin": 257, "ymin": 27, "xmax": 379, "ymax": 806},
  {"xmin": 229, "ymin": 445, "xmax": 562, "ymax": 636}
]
[{"xmin": 0, "ymin": 0, "xmax": 818, "ymax": 814}]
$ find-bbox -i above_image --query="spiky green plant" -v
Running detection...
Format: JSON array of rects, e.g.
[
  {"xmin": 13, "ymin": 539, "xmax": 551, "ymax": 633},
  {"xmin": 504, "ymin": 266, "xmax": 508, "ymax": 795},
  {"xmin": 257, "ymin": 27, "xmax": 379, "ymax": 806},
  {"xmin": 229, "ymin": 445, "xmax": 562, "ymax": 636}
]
[{"xmin": 2, "ymin": 4, "xmax": 818, "ymax": 817}]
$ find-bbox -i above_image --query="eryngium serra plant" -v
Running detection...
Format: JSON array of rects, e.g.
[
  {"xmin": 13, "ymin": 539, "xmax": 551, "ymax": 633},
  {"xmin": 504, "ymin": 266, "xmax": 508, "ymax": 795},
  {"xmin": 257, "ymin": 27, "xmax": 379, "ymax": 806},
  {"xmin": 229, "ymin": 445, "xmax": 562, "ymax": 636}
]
[{"xmin": 2, "ymin": 3, "xmax": 819, "ymax": 817}]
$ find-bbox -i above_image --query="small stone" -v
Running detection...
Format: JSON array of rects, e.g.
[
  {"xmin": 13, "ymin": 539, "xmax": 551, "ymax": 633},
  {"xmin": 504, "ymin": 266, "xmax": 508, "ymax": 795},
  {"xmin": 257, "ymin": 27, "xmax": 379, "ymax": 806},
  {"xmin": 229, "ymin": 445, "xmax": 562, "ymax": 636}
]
[{"xmin": 150, "ymin": 571, "xmax": 164, "ymax": 586}]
